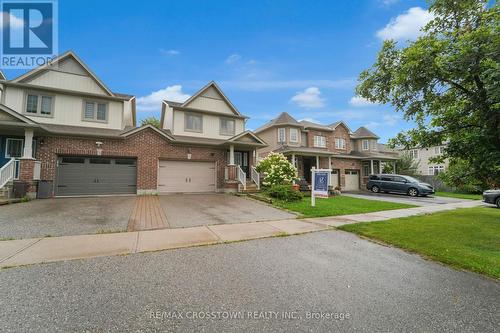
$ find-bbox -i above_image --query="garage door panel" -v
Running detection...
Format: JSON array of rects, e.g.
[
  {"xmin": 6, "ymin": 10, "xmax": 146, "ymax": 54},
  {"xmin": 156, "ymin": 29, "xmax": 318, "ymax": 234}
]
[
  {"xmin": 158, "ymin": 160, "xmax": 216, "ymax": 193},
  {"xmin": 56, "ymin": 157, "xmax": 137, "ymax": 196},
  {"xmin": 344, "ymin": 170, "xmax": 360, "ymax": 191}
]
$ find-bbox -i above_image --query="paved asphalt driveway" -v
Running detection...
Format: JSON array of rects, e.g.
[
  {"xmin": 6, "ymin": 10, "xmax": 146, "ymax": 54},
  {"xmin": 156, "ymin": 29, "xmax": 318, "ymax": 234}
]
[
  {"xmin": 0, "ymin": 231, "xmax": 498, "ymax": 332},
  {"xmin": 345, "ymin": 191, "xmax": 478, "ymax": 206},
  {"xmin": 0, "ymin": 197, "xmax": 135, "ymax": 239},
  {"xmin": 159, "ymin": 193, "xmax": 296, "ymax": 228}
]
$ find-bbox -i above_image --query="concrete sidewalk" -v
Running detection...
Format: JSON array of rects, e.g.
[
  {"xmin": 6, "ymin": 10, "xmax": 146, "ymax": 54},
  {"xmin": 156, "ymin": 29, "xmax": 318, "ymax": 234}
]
[{"xmin": 0, "ymin": 201, "xmax": 484, "ymax": 268}]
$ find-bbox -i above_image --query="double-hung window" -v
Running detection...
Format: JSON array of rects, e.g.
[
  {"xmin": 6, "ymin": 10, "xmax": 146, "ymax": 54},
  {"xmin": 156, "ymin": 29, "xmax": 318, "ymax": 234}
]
[
  {"xmin": 428, "ymin": 165, "xmax": 445, "ymax": 175},
  {"xmin": 278, "ymin": 128, "xmax": 286, "ymax": 143},
  {"xmin": 25, "ymin": 93, "xmax": 54, "ymax": 116},
  {"xmin": 220, "ymin": 117, "xmax": 235, "ymax": 136},
  {"xmin": 362, "ymin": 139, "xmax": 369, "ymax": 150},
  {"xmin": 336, "ymin": 137, "xmax": 346, "ymax": 149},
  {"xmin": 185, "ymin": 113, "xmax": 203, "ymax": 132},
  {"xmin": 409, "ymin": 149, "xmax": 419, "ymax": 159},
  {"xmin": 434, "ymin": 146, "xmax": 444, "ymax": 155},
  {"xmin": 5, "ymin": 138, "xmax": 24, "ymax": 158},
  {"xmin": 83, "ymin": 101, "xmax": 108, "ymax": 122},
  {"xmin": 313, "ymin": 135, "xmax": 326, "ymax": 148},
  {"xmin": 289, "ymin": 128, "xmax": 299, "ymax": 143}
]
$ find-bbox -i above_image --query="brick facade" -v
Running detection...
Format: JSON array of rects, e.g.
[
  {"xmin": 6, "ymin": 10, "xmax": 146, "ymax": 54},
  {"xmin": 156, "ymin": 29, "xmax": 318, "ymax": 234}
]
[{"xmin": 35, "ymin": 128, "xmax": 232, "ymax": 193}]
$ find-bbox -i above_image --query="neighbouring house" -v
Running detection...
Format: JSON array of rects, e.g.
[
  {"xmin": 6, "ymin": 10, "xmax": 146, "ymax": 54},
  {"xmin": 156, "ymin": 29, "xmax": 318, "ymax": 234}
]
[
  {"xmin": 0, "ymin": 51, "xmax": 266, "ymax": 198},
  {"xmin": 402, "ymin": 145, "xmax": 449, "ymax": 175},
  {"xmin": 254, "ymin": 112, "xmax": 399, "ymax": 191}
]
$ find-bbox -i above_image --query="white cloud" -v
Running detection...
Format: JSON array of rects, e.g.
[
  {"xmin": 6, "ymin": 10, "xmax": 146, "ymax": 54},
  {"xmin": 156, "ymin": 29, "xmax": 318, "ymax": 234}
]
[
  {"xmin": 379, "ymin": 0, "xmax": 399, "ymax": 6},
  {"xmin": 349, "ymin": 96, "xmax": 379, "ymax": 107},
  {"xmin": 225, "ymin": 54, "xmax": 241, "ymax": 64},
  {"xmin": 290, "ymin": 87, "xmax": 325, "ymax": 108},
  {"xmin": 376, "ymin": 7, "xmax": 433, "ymax": 41},
  {"xmin": 364, "ymin": 114, "xmax": 401, "ymax": 129},
  {"xmin": 136, "ymin": 85, "xmax": 190, "ymax": 112},
  {"xmin": 1, "ymin": 11, "xmax": 24, "ymax": 29},
  {"xmin": 160, "ymin": 49, "xmax": 180, "ymax": 56}
]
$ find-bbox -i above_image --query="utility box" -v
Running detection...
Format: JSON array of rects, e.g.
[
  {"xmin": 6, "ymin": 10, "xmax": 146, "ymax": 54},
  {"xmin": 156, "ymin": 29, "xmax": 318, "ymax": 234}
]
[
  {"xmin": 37, "ymin": 181, "xmax": 54, "ymax": 199},
  {"xmin": 13, "ymin": 182, "xmax": 28, "ymax": 198}
]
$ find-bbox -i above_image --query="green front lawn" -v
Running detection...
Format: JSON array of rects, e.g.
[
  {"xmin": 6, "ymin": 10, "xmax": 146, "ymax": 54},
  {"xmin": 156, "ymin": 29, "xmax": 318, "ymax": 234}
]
[
  {"xmin": 434, "ymin": 191, "xmax": 482, "ymax": 200},
  {"xmin": 273, "ymin": 196, "xmax": 416, "ymax": 218},
  {"xmin": 339, "ymin": 207, "xmax": 500, "ymax": 279}
]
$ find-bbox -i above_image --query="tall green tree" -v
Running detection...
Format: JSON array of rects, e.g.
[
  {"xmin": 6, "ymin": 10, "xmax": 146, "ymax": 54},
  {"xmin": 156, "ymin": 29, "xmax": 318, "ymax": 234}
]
[
  {"xmin": 383, "ymin": 152, "xmax": 420, "ymax": 176},
  {"xmin": 357, "ymin": 0, "xmax": 500, "ymax": 188},
  {"xmin": 140, "ymin": 116, "xmax": 161, "ymax": 128}
]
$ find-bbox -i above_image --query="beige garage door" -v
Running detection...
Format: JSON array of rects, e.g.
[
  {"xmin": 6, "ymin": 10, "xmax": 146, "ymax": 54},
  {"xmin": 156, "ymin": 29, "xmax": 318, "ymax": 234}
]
[
  {"xmin": 344, "ymin": 170, "xmax": 360, "ymax": 191},
  {"xmin": 158, "ymin": 160, "xmax": 216, "ymax": 193}
]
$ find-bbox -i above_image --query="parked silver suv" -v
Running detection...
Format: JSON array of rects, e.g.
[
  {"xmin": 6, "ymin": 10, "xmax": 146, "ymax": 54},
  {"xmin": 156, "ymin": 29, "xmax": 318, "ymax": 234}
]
[{"xmin": 366, "ymin": 174, "xmax": 435, "ymax": 197}]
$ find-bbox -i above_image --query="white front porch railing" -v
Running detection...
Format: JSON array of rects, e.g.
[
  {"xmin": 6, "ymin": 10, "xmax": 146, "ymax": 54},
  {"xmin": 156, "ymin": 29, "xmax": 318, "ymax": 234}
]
[
  {"xmin": 33, "ymin": 161, "xmax": 42, "ymax": 180},
  {"xmin": 236, "ymin": 165, "xmax": 246, "ymax": 191},
  {"xmin": 251, "ymin": 166, "xmax": 260, "ymax": 190},
  {"xmin": 0, "ymin": 158, "xmax": 16, "ymax": 189}
]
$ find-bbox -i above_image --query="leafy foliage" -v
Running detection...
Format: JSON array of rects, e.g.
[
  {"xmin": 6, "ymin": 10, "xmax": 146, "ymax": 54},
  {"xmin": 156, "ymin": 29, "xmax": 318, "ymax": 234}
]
[
  {"xmin": 256, "ymin": 152, "xmax": 298, "ymax": 186},
  {"xmin": 382, "ymin": 152, "xmax": 420, "ymax": 175},
  {"xmin": 437, "ymin": 159, "xmax": 483, "ymax": 193},
  {"xmin": 266, "ymin": 184, "xmax": 304, "ymax": 202},
  {"xmin": 140, "ymin": 116, "xmax": 161, "ymax": 128},
  {"xmin": 357, "ymin": 0, "xmax": 500, "ymax": 188}
]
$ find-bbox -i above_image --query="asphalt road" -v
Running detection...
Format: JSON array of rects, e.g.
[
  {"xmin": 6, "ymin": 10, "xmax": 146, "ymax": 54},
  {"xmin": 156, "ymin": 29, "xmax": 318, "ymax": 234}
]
[{"xmin": 0, "ymin": 231, "xmax": 498, "ymax": 332}]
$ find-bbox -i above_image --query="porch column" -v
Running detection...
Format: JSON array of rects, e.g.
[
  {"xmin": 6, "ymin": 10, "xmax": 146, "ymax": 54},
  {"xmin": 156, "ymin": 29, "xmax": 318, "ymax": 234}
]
[
  {"xmin": 22, "ymin": 128, "xmax": 34, "ymax": 159},
  {"xmin": 393, "ymin": 161, "xmax": 397, "ymax": 174},
  {"xmin": 379, "ymin": 160, "xmax": 382, "ymax": 174},
  {"xmin": 229, "ymin": 144, "xmax": 235, "ymax": 165},
  {"xmin": 316, "ymin": 156, "xmax": 319, "ymax": 168},
  {"xmin": 291, "ymin": 154, "xmax": 295, "ymax": 167},
  {"xmin": 370, "ymin": 159, "xmax": 374, "ymax": 174},
  {"xmin": 328, "ymin": 156, "xmax": 331, "ymax": 168}
]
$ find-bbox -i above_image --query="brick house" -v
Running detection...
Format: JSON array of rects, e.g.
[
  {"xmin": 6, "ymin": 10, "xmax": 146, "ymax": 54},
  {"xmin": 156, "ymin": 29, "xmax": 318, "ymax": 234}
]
[
  {"xmin": 254, "ymin": 112, "xmax": 399, "ymax": 191},
  {"xmin": 0, "ymin": 51, "xmax": 266, "ymax": 198}
]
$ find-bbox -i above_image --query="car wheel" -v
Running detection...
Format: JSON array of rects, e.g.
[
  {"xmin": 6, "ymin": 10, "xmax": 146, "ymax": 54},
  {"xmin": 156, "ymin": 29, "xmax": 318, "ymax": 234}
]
[
  {"xmin": 407, "ymin": 188, "xmax": 419, "ymax": 197},
  {"xmin": 496, "ymin": 197, "xmax": 500, "ymax": 208},
  {"xmin": 371, "ymin": 185, "xmax": 380, "ymax": 193}
]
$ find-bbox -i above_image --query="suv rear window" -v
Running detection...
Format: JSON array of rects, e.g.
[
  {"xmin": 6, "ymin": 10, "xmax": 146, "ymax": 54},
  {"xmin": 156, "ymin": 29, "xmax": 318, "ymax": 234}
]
[
  {"xmin": 381, "ymin": 176, "xmax": 393, "ymax": 181},
  {"xmin": 369, "ymin": 175, "xmax": 380, "ymax": 180}
]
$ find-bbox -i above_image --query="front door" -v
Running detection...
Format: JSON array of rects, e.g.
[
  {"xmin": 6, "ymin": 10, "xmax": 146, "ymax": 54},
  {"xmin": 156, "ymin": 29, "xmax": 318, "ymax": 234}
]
[
  {"xmin": 302, "ymin": 157, "xmax": 316, "ymax": 182},
  {"xmin": 234, "ymin": 151, "xmax": 249, "ymax": 178}
]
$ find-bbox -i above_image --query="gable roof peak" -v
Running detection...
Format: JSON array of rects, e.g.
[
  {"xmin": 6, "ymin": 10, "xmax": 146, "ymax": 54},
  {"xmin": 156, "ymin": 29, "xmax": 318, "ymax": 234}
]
[
  {"xmin": 352, "ymin": 126, "xmax": 379, "ymax": 139},
  {"xmin": 10, "ymin": 50, "xmax": 115, "ymax": 96},
  {"xmin": 181, "ymin": 81, "xmax": 241, "ymax": 116},
  {"xmin": 275, "ymin": 112, "xmax": 300, "ymax": 125}
]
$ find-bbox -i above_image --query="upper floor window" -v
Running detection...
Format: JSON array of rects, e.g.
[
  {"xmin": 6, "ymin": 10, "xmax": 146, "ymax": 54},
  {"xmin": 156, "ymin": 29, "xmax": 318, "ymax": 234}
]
[
  {"xmin": 185, "ymin": 113, "xmax": 203, "ymax": 132},
  {"xmin": 409, "ymin": 149, "xmax": 419, "ymax": 159},
  {"xmin": 313, "ymin": 135, "xmax": 326, "ymax": 148},
  {"xmin": 335, "ymin": 138, "xmax": 346, "ymax": 150},
  {"xmin": 290, "ymin": 128, "xmax": 299, "ymax": 143},
  {"xmin": 434, "ymin": 146, "xmax": 444, "ymax": 155},
  {"xmin": 278, "ymin": 128, "xmax": 286, "ymax": 143},
  {"xmin": 362, "ymin": 139, "xmax": 369, "ymax": 150},
  {"xmin": 220, "ymin": 117, "xmax": 235, "ymax": 136},
  {"xmin": 83, "ymin": 101, "xmax": 108, "ymax": 122},
  {"xmin": 25, "ymin": 93, "xmax": 54, "ymax": 117}
]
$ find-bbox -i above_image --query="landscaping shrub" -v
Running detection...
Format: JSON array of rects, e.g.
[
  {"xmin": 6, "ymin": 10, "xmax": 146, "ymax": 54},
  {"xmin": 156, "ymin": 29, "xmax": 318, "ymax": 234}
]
[
  {"xmin": 266, "ymin": 184, "xmax": 304, "ymax": 202},
  {"xmin": 256, "ymin": 152, "xmax": 298, "ymax": 187}
]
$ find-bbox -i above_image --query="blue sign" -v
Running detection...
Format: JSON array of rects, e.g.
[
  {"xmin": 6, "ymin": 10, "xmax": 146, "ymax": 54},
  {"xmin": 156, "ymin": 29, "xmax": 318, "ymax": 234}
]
[
  {"xmin": 1, "ymin": 0, "xmax": 58, "ymax": 69},
  {"xmin": 314, "ymin": 171, "xmax": 329, "ymax": 192}
]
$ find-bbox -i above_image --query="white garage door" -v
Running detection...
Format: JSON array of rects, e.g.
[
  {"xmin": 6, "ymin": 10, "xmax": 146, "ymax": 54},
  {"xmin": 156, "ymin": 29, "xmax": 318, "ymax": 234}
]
[
  {"xmin": 158, "ymin": 160, "xmax": 216, "ymax": 193},
  {"xmin": 344, "ymin": 170, "xmax": 360, "ymax": 191}
]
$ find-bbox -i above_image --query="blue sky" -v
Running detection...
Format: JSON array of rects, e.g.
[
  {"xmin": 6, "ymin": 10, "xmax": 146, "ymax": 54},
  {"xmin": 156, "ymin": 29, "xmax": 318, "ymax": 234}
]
[{"xmin": 3, "ymin": 0, "xmax": 434, "ymax": 143}]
